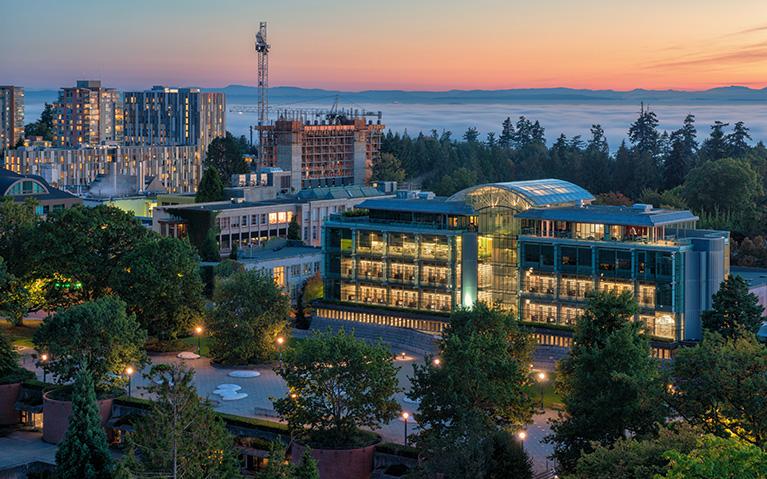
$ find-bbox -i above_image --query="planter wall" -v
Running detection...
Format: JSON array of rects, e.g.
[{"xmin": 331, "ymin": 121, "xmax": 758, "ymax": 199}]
[
  {"xmin": 292, "ymin": 441, "xmax": 378, "ymax": 479},
  {"xmin": 0, "ymin": 382, "xmax": 22, "ymax": 426},
  {"xmin": 42, "ymin": 391, "xmax": 113, "ymax": 444}
]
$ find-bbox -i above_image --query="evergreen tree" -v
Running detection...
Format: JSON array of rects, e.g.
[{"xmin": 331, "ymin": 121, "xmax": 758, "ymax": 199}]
[
  {"xmin": 371, "ymin": 152, "xmax": 406, "ymax": 183},
  {"xmin": 229, "ymin": 242, "xmax": 238, "ymax": 260},
  {"xmin": 628, "ymin": 106, "xmax": 660, "ymax": 158},
  {"xmin": 24, "ymin": 103, "xmax": 55, "ymax": 141},
  {"xmin": 700, "ymin": 121, "xmax": 729, "ymax": 161},
  {"xmin": 55, "ymin": 368, "xmax": 113, "ymax": 479},
  {"xmin": 287, "ymin": 215, "xmax": 301, "ymax": 241},
  {"xmin": 701, "ymin": 275, "xmax": 765, "ymax": 338},
  {"xmin": 293, "ymin": 448, "xmax": 320, "ymax": 479},
  {"xmin": 196, "ymin": 167, "xmax": 225, "ymax": 203},
  {"xmin": 546, "ymin": 291, "xmax": 667, "ymax": 473},
  {"xmin": 199, "ymin": 228, "xmax": 220, "ymax": 261},
  {"xmin": 663, "ymin": 116, "xmax": 698, "ymax": 190},
  {"xmin": 204, "ymin": 132, "xmax": 248, "ymax": 180},
  {"xmin": 463, "ymin": 127, "xmax": 480, "ymax": 143},
  {"xmin": 261, "ymin": 442, "xmax": 292, "ymax": 479},
  {"xmin": 587, "ymin": 124, "xmax": 609, "ymax": 156},
  {"xmin": 0, "ymin": 328, "xmax": 32, "ymax": 383},
  {"xmin": 727, "ymin": 121, "xmax": 752, "ymax": 158},
  {"xmin": 124, "ymin": 364, "xmax": 241, "ymax": 478},
  {"xmin": 499, "ymin": 117, "xmax": 514, "ymax": 148}
]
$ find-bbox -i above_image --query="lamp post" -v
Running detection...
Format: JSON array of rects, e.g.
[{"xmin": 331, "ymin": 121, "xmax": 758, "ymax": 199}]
[
  {"xmin": 536, "ymin": 371, "xmax": 547, "ymax": 411},
  {"xmin": 276, "ymin": 336, "xmax": 285, "ymax": 363},
  {"xmin": 195, "ymin": 326, "xmax": 203, "ymax": 354},
  {"xmin": 125, "ymin": 366, "xmax": 135, "ymax": 397},
  {"xmin": 40, "ymin": 354, "xmax": 48, "ymax": 384},
  {"xmin": 432, "ymin": 357, "xmax": 441, "ymax": 367},
  {"xmin": 401, "ymin": 411, "xmax": 410, "ymax": 446},
  {"xmin": 517, "ymin": 430, "xmax": 527, "ymax": 452}
]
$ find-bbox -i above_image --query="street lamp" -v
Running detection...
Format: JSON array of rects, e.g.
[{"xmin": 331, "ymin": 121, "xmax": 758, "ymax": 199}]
[
  {"xmin": 401, "ymin": 411, "xmax": 410, "ymax": 446},
  {"xmin": 125, "ymin": 366, "xmax": 135, "ymax": 397},
  {"xmin": 536, "ymin": 371, "xmax": 547, "ymax": 410},
  {"xmin": 195, "ymin": 326, "xmax": 203, "ymax": 354},
  {"xmin": 40, "ymin": 354, "xmax": 48, "ymax": 384},
  {"xmin": 517, "ymin": 430, "xmax": 527, "ymax": 452},
  {"xmin": 432, "ymin": 357, "xmax": 441, "ymax": 367},
  {"xmin": 276, "ymin": 336, "xmax": 285, "ymax": 362}
]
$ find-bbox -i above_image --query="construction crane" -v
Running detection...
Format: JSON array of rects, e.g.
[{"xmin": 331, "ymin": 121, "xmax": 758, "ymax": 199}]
[{"xmin": 255, "ymin": 21, "xmax": 270, "ymax": 150}]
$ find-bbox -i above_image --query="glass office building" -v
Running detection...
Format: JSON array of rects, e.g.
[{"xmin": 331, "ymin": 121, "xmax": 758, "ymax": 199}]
[{"xmin": 322, "ymin": 179, "xmax": 729, "ymax": 344}]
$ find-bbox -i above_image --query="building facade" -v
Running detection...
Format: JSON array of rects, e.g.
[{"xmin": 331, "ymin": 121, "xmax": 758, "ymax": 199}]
[
  {"xmin": 3, "ymin": 144, "xmax": 204, "ymax": 194},
  {"xmin": 0, "ymin": 86, "xmax": 24, "ymax": 150},
  {"xmin": 322, "ymin": 179, "xmax": 730, "ymax": 350},
  {"xmin": 152, "ymin": 185, "xmax": 391, "ymax": 255},
  {"xmin": 123, "ymin": 86, "xmax": 225, "ymax": 150},
  {"xmin": 258, "ymin": 113, "xmax": 384, "ymax": 191},
  {"xmin": 239, "ymin": 243, "xmax": 323, "ymax": 304},
  {"xmin": 0, "ymin": 168, "xmax": 81, "ymax": 215},
  {"xmin": 54, "ymin": 81, "xmax": 123, "ymax": 147}
]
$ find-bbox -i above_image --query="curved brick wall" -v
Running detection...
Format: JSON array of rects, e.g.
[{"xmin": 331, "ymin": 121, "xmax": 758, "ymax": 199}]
[
  {"xmin": 0, "ymin": 382, "xmax": 21, "ymax": 425},
  {"xmin": 292, "ymin": 441, "xmax": 378, "ymax": 479},
  {"xmin": 42, "ymin": 391, "xmax": 113, "ymax": 444}
]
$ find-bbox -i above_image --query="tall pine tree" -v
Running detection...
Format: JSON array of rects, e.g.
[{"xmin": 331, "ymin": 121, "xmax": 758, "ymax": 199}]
[
  {"xmin": 196, "ymin": 167, "xmax": 226, "ymax": 203},
  {"xmin": 55, "ymin": 368, "xmax": 113, "ymax": 479}
]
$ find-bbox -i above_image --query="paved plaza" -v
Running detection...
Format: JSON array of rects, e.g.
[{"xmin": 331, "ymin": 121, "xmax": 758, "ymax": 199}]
[{"xmin": 15, "ymin": 344, "xmax": 555, "ymax": 473}]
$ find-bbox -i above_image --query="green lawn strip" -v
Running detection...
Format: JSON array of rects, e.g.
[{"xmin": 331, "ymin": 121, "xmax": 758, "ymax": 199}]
[{"xmin": 0, "ymin": 320, "xmax": 39, "ymax": 349}]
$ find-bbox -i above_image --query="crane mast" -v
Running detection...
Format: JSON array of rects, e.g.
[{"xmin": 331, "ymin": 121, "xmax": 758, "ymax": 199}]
[{"xmin": 255, "ymin": 21, "xmax": 270, "ymax": 153}]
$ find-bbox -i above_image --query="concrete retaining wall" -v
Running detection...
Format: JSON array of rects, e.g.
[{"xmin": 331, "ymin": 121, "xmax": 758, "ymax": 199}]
[
  {"xmin": 42, "ymin": 392, "xmax": 113, "ymax": 444},
  {"xmin": 0, "ymin": 383, "xmax": 21, "ymax": 426}
]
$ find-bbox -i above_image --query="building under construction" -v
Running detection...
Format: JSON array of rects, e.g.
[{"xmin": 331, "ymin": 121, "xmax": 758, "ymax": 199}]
[
  {"xmin": 256, "ymin": 109, "xmax": 384, "ymax": 191},
  {"xmin": 246, "ymin": 22, "xmax": 385, "ymax": 191}
]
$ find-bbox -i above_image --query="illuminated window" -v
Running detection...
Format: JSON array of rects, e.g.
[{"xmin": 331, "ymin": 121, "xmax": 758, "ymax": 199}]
[{"xmin": 273, "ymin": 266, "xmax": 285, "ymax": 288}]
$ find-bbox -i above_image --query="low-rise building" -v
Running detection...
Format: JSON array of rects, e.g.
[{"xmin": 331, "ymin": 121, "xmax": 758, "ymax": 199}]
[
  {"xmin": 239, "ymin": 241, "xmax": 323, "ymax": 303},
  {"xmin": 320, "ymin": 179, "xmax": 730, "ymax": 356},
  {"xmin": 0, "ymin": 167, "xmax": 80, "ymax": 215},
  {"xmin": 152, "ymin": 184, "xmax": 392, "ymax": 255}
]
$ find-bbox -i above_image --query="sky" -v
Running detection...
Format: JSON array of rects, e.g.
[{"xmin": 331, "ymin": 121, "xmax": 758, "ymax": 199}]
[{"xmin": 2, "ymin": 0, "xmax": 767, "ymax": 91}]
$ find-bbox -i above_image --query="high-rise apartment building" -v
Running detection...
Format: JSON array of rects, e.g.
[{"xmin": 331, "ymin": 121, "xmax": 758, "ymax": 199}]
[
  {"xmin": 53, "ymin": 80, "xmax": 123, "ymax": 147},
  {"xmin": 0, "ymin": 86, "xmax": 24, "ymax": 150},
  {"xmin": 122, "ymin": 86, "xmax": 225, "ymax": 150}
]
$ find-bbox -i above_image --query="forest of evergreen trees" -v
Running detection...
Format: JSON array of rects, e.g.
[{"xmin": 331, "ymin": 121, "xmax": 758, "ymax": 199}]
[{"xmin": 377, "ymin": 108, "xmax": 767, "ymax": 267}]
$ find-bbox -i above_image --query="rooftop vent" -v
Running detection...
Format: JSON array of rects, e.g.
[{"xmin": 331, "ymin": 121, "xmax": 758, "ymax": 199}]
[{"xmin": 632, "ymin": 203, "xmax": 653, "ymax": 212}]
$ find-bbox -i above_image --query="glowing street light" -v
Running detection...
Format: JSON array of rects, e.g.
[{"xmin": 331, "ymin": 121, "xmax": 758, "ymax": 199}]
[
  {"xmin": 517, "ymin": 430, "xmax": 527, "ymax": 452},
  {"xmin": 432, "ymin": 357, "xmax": 441, "ymax": 367},
  {"xmin": 40, "ymin": 354, "xmax": 48, "ymax": 384},
  {"xmin": 401, "ymin": 411, "xmax": 410, "ymax": 446},
  {"xmin": 125, "ymin": 366, "xmax": 135, "ymax": 397},
  {"xmin": 195, "ymin": 326, "xmax": 204, "ymax": 354},
  {"xmin": 536, "ymin": 371, "xmax": 547, "ymax": 410},
  {"xmin": 276, "ymin": 336, "xmax": 285, "ymax": 362}
]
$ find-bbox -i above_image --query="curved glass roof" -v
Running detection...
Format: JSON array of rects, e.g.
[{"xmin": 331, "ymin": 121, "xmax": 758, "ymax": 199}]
[{"xmin": 448, "ymin": 179, "xmax": 594, "ymax": 207}]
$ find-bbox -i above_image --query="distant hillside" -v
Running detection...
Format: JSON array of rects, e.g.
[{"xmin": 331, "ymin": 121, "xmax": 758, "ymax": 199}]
[
  {"xmin": 25, "ymin": 85, "xmax": 767, "ymax": 106},
  {"xmin": 215, "ymin": 85, "xmax": 767, "ymax": 104}
]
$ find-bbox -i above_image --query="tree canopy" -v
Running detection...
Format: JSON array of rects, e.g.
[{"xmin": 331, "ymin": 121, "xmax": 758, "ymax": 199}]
[
  {"xmin": 273, "ymin": 329, "xmax": 400, "ymax": 448},
  {"xmin": 33, "ymin": 296, "xmax": 147, "ymax": 391},
  {"xmin": 122, "ymin": 363, "xmax": 241, "ymax": 478},
  {"xmin": 408, "ymin": 304, "xmax": 536, "ymax": 478},
  {"xmin": 204, "ymin": 131, "xmax": 249, "ymax": 180},
  {"xmin": 701, "ymin": 275, "xmax": 765, "ymax": 339},
  {"xmin": 547, "ymin": 291, "xmax": 666, "ymax": 473},
  {"xmin": 196, "ymin": 166, "xmax": 226, "ymax": 203},
  {"xmin": 207, "ymin": 270, "xmax": 290, "ymax": 364},
  {"xmin": 111, "ymin": 235, "xmax": 205, "ymax": 340},
  {"xmin": 669, "ymin": 331, "xmax": 767, "ymax": 448}
]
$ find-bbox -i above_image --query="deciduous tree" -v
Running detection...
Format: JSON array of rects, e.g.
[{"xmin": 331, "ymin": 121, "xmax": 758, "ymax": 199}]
[
  {"xmin": 33, "ymin": 296, "xmax": 147, "ymax": 390},
  {"xmin": 207, "ymin": 270, "xmax": 290, "ymax": 364},
  {"xmin": 273, "ymin": 329, "xmax": 400, "ymax": 447}
]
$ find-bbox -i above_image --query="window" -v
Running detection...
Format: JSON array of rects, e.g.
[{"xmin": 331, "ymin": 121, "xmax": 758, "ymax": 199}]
[
  {"xmin": 273, "ymin": 266, "xmax": 285, "ymax": 288},
  {"xmin": 291, "ymin": 264, "xmax": 301, "ymax": 276}
]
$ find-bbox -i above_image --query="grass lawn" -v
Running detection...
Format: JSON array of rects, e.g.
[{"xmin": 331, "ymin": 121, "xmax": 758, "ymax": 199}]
[
  {"xmin": 0, "ymin": 319, "xmax": 39, "ymax": 349},
  {"xmin": 179, "ymin": 335, "xmax": 211, "ymax": 357}
]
